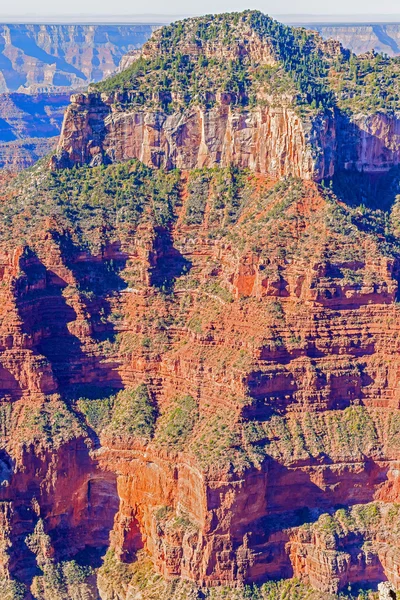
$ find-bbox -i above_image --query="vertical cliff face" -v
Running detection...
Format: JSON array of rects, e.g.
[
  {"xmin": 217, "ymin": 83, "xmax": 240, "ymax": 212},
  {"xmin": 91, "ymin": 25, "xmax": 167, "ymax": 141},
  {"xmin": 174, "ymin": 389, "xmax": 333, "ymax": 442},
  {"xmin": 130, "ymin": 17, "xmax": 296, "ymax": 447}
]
[
  {"xmin": 54, "ymin": 89, "xmax": 400, "ymax": 185},
  {"xmin": 52, "ymin": 14, "xmax": 400, "ymax": 188},
  {"xmin": 52, "ymin": 13, "xmax": 341, "ymax": 182},
  {"xmin": 54, "ymin": 92, "xmax": 335, "ymax": 180}
]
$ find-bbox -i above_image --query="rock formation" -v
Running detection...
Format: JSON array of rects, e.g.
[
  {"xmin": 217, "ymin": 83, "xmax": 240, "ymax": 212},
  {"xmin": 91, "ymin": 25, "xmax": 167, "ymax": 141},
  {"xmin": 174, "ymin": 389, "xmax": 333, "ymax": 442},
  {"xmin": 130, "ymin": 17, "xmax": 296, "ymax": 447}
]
[
  {"xmin": 52, "ymin": 14, "xmax": 400, "ymax": 192},
  {"xmin": 310, "ymin": 23, "xmax": 400, "ymax": 57},
  {"xmin": 1, "ymin": 156, "xmax": 400, "ymax": 598},
  {"xmin": 55, "ymin": 93, "xmax": 335, "ymax": 180},
  {"xmin": 1, "ymin": 10, "xmax": 400, "ymax": 600},
  {"xmin": 0, "ymin": 24, "xmax": 157, "ymax": 93}
]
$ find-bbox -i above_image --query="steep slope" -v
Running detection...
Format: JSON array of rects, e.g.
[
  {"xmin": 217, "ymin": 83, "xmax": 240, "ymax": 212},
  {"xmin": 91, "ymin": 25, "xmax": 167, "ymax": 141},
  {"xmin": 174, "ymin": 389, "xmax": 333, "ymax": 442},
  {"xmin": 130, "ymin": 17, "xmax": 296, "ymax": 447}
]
[
  {"xmin": 2, "ymin": 10, "xmax": 400, "ymax": 600},
  {"xmin": 0, "ymin": 157, "xmax": 400, "ymax": 598},
  {"xmin": 53, "ymin": 12, "xmax": 400, "ymax": 199}
]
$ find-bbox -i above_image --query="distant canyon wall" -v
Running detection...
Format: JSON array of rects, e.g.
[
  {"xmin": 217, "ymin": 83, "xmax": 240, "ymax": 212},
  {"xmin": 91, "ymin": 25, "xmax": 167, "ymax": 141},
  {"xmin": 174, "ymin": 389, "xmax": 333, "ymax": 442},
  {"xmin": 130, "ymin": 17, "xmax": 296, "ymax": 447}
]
[
  {"xmin": 309, "ymin": 23, "xmax": 400, "ymax": 57},
  {"xmin": 0, "ymin": 24, "xmax": 157, "ymax": 94},
  {"xmin": 0, "ymin": 92, "xmax": 70, "ymax": 170},
  {"xmin": 0, "ymin": 24, "xmax": 159, "ymax": 170}
]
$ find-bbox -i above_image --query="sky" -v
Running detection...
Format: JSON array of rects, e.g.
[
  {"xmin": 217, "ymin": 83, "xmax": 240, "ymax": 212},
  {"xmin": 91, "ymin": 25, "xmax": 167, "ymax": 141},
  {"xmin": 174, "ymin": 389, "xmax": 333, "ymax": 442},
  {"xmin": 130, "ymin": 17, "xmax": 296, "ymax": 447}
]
[{"xmin": 2, "ymin": 0, "xmax": 400, "ymax": 19}]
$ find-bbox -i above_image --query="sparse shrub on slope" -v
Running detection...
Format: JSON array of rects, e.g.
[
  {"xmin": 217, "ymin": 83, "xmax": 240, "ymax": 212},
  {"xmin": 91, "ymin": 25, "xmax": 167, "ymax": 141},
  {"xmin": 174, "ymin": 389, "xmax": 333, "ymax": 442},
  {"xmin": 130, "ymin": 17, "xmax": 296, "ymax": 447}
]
[
  {"xmin": 106, "ymin": 385, "xmax": 156, "ymax": 441},
  {"xmin": 154, "ymin": 395, "xmax": 198, "ymax": 450},
  {"xmin": 0, "ymin": 159, "xmax": 181, "ymax": 251}
]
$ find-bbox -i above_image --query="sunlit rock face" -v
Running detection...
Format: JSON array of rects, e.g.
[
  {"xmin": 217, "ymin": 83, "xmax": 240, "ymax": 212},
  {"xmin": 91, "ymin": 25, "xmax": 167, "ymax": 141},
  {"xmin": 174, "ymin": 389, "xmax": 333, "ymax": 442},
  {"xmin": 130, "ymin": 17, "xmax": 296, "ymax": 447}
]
[
  {"xmin": 55, "ymin": 93, "xmax": 336, "ymax": 180},
  {"xmin": 4, "ymin": 10, "xmax": 400, "ymax": 600}
]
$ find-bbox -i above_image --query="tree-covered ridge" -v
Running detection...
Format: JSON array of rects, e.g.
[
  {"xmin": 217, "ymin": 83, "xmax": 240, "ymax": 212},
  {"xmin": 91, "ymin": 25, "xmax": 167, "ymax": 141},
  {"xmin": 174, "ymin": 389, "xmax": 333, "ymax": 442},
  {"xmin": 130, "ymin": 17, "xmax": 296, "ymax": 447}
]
[
  {"xmin": 330, "ymin": 51, "xmax": 400, "ymax": 113},
  {"xmin": 4, "ymin": 159, "xmax": 400, "ymax": 262},
  {"xmin": 93, "ymin": 10, "xmax": 400, "ymax": 115},
  {"xmin": 1, "ymin": 159, "xmax": 181, "ymax": 252},
  {"xmin": 93, "ymin": 10, "xmax": 338, "ymax": 112}
]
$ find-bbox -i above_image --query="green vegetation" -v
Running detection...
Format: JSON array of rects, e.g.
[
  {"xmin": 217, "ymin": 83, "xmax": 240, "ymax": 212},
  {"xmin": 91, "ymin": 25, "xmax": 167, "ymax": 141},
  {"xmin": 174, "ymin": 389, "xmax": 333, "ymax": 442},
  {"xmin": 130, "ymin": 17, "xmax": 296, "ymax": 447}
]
[
  {"xmin": 300, "ymin": 502, "xmax": 400, "ymax": 558},
  {"xmin": 204, "ymin": 280, "xmax": 234, "ymax": 303},
  {"xmin": 94, "ymin": 11, "xmax": 335, "ymax": 111},
  {"xmin": 30, "ymin": 559, "xmax": 94, "ymax": 600},
  {"xmin": 331, "ymin": 51, "xmax": 400, "ymax": 113},
  {"xmin": 191, "ymin": 408, "xmax": 254, "ymax": 472},
  {"xmin": 76, "ymin": 394, "xmax": 116, "ymax": 434},
  {"xmin": 106, "ymin": 385, "xmax": 156, "ymax": 440},
  {"xmin": 0, "ymin": 395, "xmax": 83, "ymax": 448},
  {"xmin": 237, "ymin": 403, "xmax": 400, "ymax": 470},
  {"xmin": 185, "ymin": 171, "xmax": 211, "ymax": 225},
  {"xmin": 6, "ymin": 160, "xmax": 395, "ymax": 281},
  {"xmin": 247, "ymin": 11, "xmax": 335, "ymax": 109},
  {"xmin": 243, "ymin": 406, "xmax": 381, "ymax": 464},
  {"xmin": 98, "ymin": 551, "xmax": 378, "ymax": 599},
  {"xmin": 155, "ymin": 394, "xmax": 198, "ymax": 450},
  {"xmin": 92, "ymin": 10, "xmax": 400, "ymax": 116},
  {"xmin": 1, "ymin": 159, "xmax": 181, "ymax": 251},
  {"xmin": 0, "ymin": 579, "xmax": 26, "ymax": 600},
  {"xmin": 25, "ymin": 519, "xmax": 95, "ymax": 600}
]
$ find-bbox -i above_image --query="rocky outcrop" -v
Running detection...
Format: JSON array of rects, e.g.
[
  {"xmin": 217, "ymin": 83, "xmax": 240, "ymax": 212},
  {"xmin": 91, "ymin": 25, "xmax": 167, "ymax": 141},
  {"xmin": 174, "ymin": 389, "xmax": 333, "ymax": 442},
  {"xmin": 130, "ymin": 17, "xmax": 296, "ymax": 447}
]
[
  {"xmin": 1, "ymin": 164, "xmax": 400, "ymax": 596},
  {"xmin": 118, "ymin": 49, "xmax": 142, "ymax": 73},
  {"xmin": 53, "ymin": 93, "xmax": 335, "ymax": 180},
  {"xmin": 0, "ymin": 26, "xmax": 161, "ymax": 171},
  {"xmin": 379, "ymin": 581, "xmax": 397, "ymax": 599},
  {"xmin": 52, "ymin": 18, "xmax": 400, "ymax": 185},
  {"xmin": 4, "ymin": 11, "xmax": 400, "ymax": 599},
  {"xmin": 53, "ymin": 89, "xmax": 400, "ymax": 184}
]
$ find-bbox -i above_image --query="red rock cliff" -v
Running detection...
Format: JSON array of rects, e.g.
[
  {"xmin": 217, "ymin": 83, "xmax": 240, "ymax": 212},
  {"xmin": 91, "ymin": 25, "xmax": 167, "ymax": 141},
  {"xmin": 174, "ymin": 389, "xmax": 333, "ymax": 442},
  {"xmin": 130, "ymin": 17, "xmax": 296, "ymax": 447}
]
[
  {"xmin": 54, "ymin": 92, "xmax": 336, "ymax": 181},
  {"xmin": 4, "ymin": 10, "xmax": 400, "ymax": 600},
  {"xmin": 1, "ymin": 167, "xmax": 400, "ymax": 597}
]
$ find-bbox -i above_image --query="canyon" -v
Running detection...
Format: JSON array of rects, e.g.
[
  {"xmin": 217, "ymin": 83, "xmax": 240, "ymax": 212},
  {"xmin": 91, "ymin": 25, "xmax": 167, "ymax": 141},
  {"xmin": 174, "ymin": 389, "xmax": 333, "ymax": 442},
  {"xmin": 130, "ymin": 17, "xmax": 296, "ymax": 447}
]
[
  {"xmin": 310, "ymin": 23, "xmax": 400, "ymax": 57},
  {"xmin": 3, "ymin": 20, "xmax": 400, "ymax": 173},
  {"xmin": 0, "ymin": 24, "xmax": 157, "ymax": 94},
  {"xmin": 0, "ymin": 92, "xmax": 70, "ymax": 170},
  {"xmin": 0, "ymin": 24, "xmax": 158, "ymax": 171},
  {"xmin": 2, "ymin": 9, "xmax": 400, "ymax": 600}
]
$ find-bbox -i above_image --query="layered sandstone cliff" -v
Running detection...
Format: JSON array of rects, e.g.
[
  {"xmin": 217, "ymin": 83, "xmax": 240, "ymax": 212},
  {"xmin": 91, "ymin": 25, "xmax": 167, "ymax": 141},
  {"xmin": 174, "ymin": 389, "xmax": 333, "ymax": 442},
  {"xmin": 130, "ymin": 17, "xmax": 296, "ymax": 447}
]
[
  {"xmin": 3, "ymin": 10, "xmax": 400, "ymax": 600},
  {"xmin": 1, "ymin": 159, "xmax": 400, "ymax": 597},
  {"xmin": 54, "ymin": 90, "xmax": 400, "ymax": 183},
  {"xmin": 52, "ymin": 14, "xmax": 400, "ymax": 187},
  {"xmin": 54, "ymin": 92, "xmax": 335, "ymax": 180}
]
